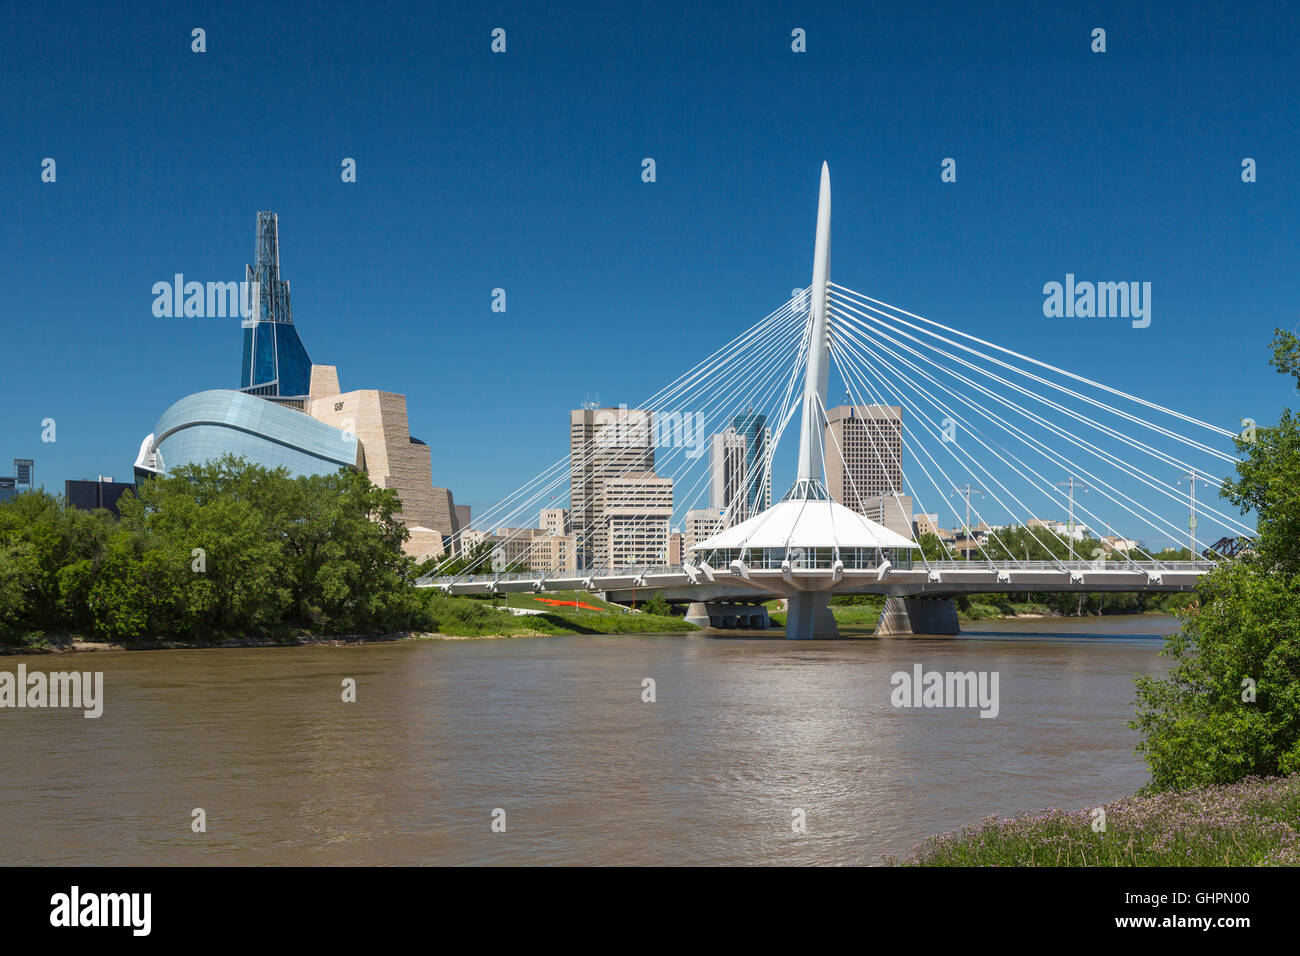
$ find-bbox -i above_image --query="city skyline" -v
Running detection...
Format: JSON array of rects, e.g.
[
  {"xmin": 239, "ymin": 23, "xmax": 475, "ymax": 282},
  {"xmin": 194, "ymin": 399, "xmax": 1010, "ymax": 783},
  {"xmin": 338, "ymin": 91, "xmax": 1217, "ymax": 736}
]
[{"xmin": 4, "ymin": 1, "xmax": 1294, "ymax": 551}]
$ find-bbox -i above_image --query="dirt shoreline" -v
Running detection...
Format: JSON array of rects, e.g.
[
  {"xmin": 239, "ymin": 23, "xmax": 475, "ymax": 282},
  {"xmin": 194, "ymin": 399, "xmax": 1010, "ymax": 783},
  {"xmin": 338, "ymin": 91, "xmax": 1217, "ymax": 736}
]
[
  {"xmin": 1, "ymin": 631, "xmax": 539, "ymax": 655},
  {"xmin": 3, "ymin": 609, "xmax": 1163, "ymax": 655}
]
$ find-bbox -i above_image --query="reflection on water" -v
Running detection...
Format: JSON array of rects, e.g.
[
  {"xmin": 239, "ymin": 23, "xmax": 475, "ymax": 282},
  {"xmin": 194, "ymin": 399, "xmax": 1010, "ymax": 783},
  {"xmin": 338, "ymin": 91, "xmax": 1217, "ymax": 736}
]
[{"xmin": 0, "ymin": 616, "xmax": 1177, "ymax": 865}]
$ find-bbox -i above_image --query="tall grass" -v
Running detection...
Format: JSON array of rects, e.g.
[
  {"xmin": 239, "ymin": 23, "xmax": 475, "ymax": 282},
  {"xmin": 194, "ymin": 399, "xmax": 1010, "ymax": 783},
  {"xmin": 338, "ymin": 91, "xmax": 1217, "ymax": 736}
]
[
  {"xmin": 888, "ymin": 775, "xmax": 1300, "ymax": 866},
  {"xmin": 417, "ymin": 593, "xmax": 695, "ymax": 637}
]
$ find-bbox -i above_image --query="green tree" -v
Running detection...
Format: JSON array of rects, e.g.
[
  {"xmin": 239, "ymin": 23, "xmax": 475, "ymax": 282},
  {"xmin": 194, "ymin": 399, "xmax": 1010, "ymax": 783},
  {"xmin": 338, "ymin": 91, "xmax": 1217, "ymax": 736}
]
[
  {"xmin": 280, "ymin": 468, "xmax": 417, "ymax": 632},
  {"xmin": 0, "ymin": 456, "xmax": 422, "ymax": 642},
  {"xmin": 1132, "ymin": 329, "xmax": 1300, "ymax": 788},
  {"xmin": 980, "ymin": 525, "xmax": 1072, "ymax": 562},
  {"xmin": 120, "ymin": 460, "xmax": 291, "ymax": 637},
  {"xmin": 0, "ymin": 490, "xmax": 117, "ymax": 639},
  {"xmin": 914, "ymin": 532, "xmax": 948, "ymax": 562},
  {"xmin": 640, "ymin": 593, "xmax": 671, "ymax": 616}
]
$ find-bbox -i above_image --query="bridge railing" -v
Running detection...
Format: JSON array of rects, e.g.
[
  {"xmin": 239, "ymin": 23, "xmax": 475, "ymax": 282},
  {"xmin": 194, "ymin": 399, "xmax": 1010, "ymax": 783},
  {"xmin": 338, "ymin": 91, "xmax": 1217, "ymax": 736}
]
[
  {"xmin": 418, "ymin": 565, "xmax": 688, "ymax": 588},
  {"xmin": 921, "ymin": 559, "xmax": 1217, "ymax": 572},
  {"xmin": 417, "ymin": 558, "xmax": 1217, "ymax": 588}
]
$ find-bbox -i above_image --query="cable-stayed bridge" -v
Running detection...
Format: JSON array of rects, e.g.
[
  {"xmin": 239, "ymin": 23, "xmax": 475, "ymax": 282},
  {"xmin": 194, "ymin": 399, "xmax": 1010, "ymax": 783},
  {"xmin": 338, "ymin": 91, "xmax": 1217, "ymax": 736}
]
[{"xmin": 418, "ymin": 163, "xmax": 1241, "ymax": 638}]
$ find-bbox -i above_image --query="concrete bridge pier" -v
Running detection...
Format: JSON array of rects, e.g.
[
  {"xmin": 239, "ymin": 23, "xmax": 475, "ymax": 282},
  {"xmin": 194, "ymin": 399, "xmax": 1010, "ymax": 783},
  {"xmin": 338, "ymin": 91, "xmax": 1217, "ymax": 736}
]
[
  {"xmin": 786, "ymin": 591, "xmax": 839, "ymax": 640},
  {"xmin": 874, "ymin": 596, "xmax": 960, "ymax": 636},
  {"xmin": 684, "ymin": 602, "xmax": 772, "ymax": 630}
]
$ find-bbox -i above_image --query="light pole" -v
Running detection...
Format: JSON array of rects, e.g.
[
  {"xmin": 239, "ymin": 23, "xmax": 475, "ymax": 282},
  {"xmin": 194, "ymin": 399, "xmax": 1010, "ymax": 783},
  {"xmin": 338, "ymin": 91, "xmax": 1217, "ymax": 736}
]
[
  {"xmin": 1178, "ymin": 469, "xmax": 1201, "ymax": 559},
  {"xmin": 950, "ymin": 485, "xmax": 986, "ymax": 560},
  {"xmin": 1056, "ymin": 476, "xmax": 1090, "ymax": 562}
]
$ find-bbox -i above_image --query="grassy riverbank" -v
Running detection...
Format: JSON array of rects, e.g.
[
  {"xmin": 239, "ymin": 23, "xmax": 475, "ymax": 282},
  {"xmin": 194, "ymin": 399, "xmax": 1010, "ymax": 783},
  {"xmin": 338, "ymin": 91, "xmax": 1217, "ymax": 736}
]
[
  {"xmin": 4, "ymin": 591, "xmax": 696, "ymax": 653},
  {"xmin": 888, "ymin": 775, "xmax": 1300, "ymax": 866},
  {"xmin": 420, "ymin": 592, "xmax": 696, "ymax": 638}
]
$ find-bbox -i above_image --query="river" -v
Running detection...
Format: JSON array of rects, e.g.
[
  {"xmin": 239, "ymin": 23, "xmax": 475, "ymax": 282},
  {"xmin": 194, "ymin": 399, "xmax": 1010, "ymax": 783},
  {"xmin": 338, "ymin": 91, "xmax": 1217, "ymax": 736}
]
[{"xmin": 0, "ymin": 615, "xmax": 1176, "ymax": 865}]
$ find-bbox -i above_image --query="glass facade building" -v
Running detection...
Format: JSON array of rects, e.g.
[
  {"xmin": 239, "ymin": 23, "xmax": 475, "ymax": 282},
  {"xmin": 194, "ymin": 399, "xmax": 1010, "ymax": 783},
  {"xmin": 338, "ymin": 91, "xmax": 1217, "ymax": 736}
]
[
  {"xmin": 240, "ymin": 211, "xmax": 312, "ymax": 399},
  {"xmin": 136, "ymin": 214, "xmax": 357, "ymax": 484},
  {"xmin": 147, "ymin": 390, "xmax": 359, "ymax": 478},
  {"xmin": 241, "ymin": 321, "xmax": 312, "ymax": 398},
  {"xmin": 731, "ymin": 412, "xmax": 771, "ymax": 514}
]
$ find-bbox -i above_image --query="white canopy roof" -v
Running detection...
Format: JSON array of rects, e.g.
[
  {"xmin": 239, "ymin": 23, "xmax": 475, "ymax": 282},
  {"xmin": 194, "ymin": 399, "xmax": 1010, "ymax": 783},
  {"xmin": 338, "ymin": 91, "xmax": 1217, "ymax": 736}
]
[{"xmin": 692, "ymin": 496, "xmax": 919, "ymax": 553}]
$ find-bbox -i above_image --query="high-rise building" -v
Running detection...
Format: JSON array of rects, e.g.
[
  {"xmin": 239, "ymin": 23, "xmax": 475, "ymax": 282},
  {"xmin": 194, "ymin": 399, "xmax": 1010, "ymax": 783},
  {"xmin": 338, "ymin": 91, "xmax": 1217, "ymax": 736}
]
[
  {"xmin": 1, "ymin": 457, "xmax": 33, "ymax": 505},
  {"xmin": 601, "ymin": 472, "xmax": 674, "ymax": 569},
  {"xmin": 541, "ymin": 508, "xmax": 571, "ymax": 536},
  {"xmin": 484, "ymin": 526, "xmax": 578, "ymax": 573},
  {"xmin": 709, "ymin": 415, "xmax": 771, "ymax": 524},
  {"xmin": 913, "ymin": 512, "xmax": 941, "ymax": 539},
  {"xmin": 668, "ymin": 532, "xmax": 682, "ymax": 565},
  {"xmin": 823, "ymin": 405, "xmax": 903, "ymax": 513},
  {"xmin": 861, "ymin": 494, "xmax": 914, "ymax": 540},
  {"xmin": 684, "ymin": 508, "xmax": 723, "ymax": 553},
  {"xmin": 530, "ymin": 530, "xmax": 578, "ymax": 571},
  {"xmin": 731, "ymin": 412, "xmax": 772, "ymax": 516},
  {"xmin": 569, "ymin": 406, "xmax": 655, "ymax": 567},
  {"xmin": 709, "ymin": 429, "xmax": 745, "ymax": 518},
  {"xmin": 65, "ymin": 477, "xmax": 135, "ymax": 516},
  {"xmin": 240, "ymin": 212, "xmax": 313, "ymax": 404}
]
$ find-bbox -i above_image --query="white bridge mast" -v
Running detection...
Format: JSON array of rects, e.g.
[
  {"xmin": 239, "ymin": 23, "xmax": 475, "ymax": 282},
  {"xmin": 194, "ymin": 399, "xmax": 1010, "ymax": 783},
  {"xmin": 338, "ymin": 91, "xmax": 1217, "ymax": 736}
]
[{"xmin": 793, "ymin": 162, "xmax": 832, "ymax": 491}]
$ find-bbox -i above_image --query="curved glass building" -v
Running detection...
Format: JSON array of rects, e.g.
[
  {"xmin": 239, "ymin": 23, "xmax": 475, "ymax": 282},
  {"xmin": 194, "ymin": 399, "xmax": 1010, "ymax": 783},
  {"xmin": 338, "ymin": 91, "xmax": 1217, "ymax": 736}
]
[
  {"xmin": 132, "ymin": 210, "xmax": 464, "ymax": 562},
  {"xmin": 136, "ymin": 389, "xmax": 359, "ymax": 480}
]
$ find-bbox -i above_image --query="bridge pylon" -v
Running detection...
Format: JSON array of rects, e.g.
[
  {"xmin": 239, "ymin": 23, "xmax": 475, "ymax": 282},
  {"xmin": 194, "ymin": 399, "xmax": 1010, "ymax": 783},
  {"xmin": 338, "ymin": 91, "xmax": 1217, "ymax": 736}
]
[{"xmin": 689, "ymin": 163, "xmax": 920, "ymax": 639}]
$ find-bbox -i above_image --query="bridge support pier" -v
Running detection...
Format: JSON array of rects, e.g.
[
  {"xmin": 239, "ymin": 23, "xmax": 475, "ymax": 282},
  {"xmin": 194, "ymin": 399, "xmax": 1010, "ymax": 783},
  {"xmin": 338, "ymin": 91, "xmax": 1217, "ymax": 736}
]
[
  {"xmin": 684, "ymin": 602, "xmax": 771, "ymax": 630},
  {"xmin": 874, "ymin": 597, "xmax": 960, "ymax": 637},
  {"xmin": 786, "ymin": 591, "xmax": 839, "ymax": 640}
]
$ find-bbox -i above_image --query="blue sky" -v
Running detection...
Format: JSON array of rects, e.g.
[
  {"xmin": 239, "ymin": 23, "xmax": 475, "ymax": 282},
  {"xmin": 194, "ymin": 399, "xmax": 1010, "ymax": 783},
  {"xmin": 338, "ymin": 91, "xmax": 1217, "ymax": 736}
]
[{"xmin": 2, "ymin": 0, "xmax": 1297, "ymax": 546}]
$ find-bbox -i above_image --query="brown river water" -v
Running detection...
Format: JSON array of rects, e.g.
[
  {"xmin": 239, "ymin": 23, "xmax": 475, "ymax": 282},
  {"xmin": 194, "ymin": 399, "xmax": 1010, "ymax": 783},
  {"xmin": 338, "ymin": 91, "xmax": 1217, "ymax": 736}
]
[{"xmin": 0, "ymin": 615, "xmax": 1177, "ymax": 865}]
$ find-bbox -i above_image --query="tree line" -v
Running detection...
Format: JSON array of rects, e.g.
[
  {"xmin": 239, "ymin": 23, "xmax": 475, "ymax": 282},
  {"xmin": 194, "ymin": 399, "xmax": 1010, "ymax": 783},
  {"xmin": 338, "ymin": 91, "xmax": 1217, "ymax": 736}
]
[{"xmin": 0, "ymin": 455, "xmax": 428, "ymax": 643}]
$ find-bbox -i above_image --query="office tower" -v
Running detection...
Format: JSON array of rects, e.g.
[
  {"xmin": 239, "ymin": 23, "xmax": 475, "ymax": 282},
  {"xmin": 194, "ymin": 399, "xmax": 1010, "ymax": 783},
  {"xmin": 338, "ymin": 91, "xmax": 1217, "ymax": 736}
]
[
  {"xmin": 601, "ymin": 472, "xmax": 674, "ymax": 569},
  {"xmin": 862, "ymin": 494, "xmax": 914, "ymax": 540},
  {"xmin": 684, "ymin": 508, "xmax": 724, "ymax": 554},
  {"xmin": 913, "ymin": 512, "xmax": 941, "ymax": 539},
  {"xmin": 709, "ymin": 415, "xmax": 772, "ymax": 525},
  {"xmin": 823, "ymin": 405, "xmax": 903, "ymax": 513},
  {"xmin": 730, "ymin": 412, "xmax": 772, "ymax": 515},
  {"xmin": 530, "ymin": 529, "xmax": 578, "ymax": 571},
  {"xmin": 569, "ymin": 406, "xmax": 656, "ymax": 568},
  {"xmin": 709, "ymin": 429, "xmax": 746, "ymax": 520},
  {"xmin": 485, "ymin": 526, "xmax": 578, "ymax": 573},
  {"xmin": 541, "ymin": 508, "xmax": 571, "ymax": 536},
  {"xmin": 64, "ymin": 477, "xmax": 135, "ymax": 516}
]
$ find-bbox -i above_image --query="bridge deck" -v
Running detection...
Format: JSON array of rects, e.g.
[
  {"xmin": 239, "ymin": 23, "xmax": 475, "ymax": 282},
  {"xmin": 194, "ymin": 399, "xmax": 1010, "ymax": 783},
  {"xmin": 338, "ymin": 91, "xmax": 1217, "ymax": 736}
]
[{"xmin": 419, "ymin": 560, "xmax": 1215, "ymax": 602}]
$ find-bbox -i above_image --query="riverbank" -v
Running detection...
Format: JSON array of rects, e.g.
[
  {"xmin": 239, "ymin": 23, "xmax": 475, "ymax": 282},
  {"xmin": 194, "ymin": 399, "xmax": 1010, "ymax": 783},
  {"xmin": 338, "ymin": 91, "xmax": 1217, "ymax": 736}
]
[
  {"xmin": 5, "ymin": 601, "xmax": 1175, "ymax": 654},
  {"xmin": 1, "ymin": 629, "xmax": 681, "ymax": 654},
  {"xmin": 2, "ymin": 595, "xmax": 698, "ymax": 654},
  {"xmin": 888, "ymin": 775, "xmax": 1300, "ymax": 866}
]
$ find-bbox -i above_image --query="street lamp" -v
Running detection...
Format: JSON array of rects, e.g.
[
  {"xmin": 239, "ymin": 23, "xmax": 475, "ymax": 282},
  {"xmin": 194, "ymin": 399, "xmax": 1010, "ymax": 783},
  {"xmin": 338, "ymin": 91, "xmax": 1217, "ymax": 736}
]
[
  {"xmin": 949, "ymin": 485, "xmax": 986, "ymax": 560},
  {"xmin": 1055, "ymin": 476, "xmax": 1090, "ymax": 562}
]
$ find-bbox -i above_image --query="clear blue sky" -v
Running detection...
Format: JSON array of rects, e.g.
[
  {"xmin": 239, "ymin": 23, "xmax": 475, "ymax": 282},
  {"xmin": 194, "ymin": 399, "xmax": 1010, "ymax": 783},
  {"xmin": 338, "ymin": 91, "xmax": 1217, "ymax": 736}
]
[{"xmin": 2, "ymin": 0, "xmax": 1297, "ymax": 546}]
